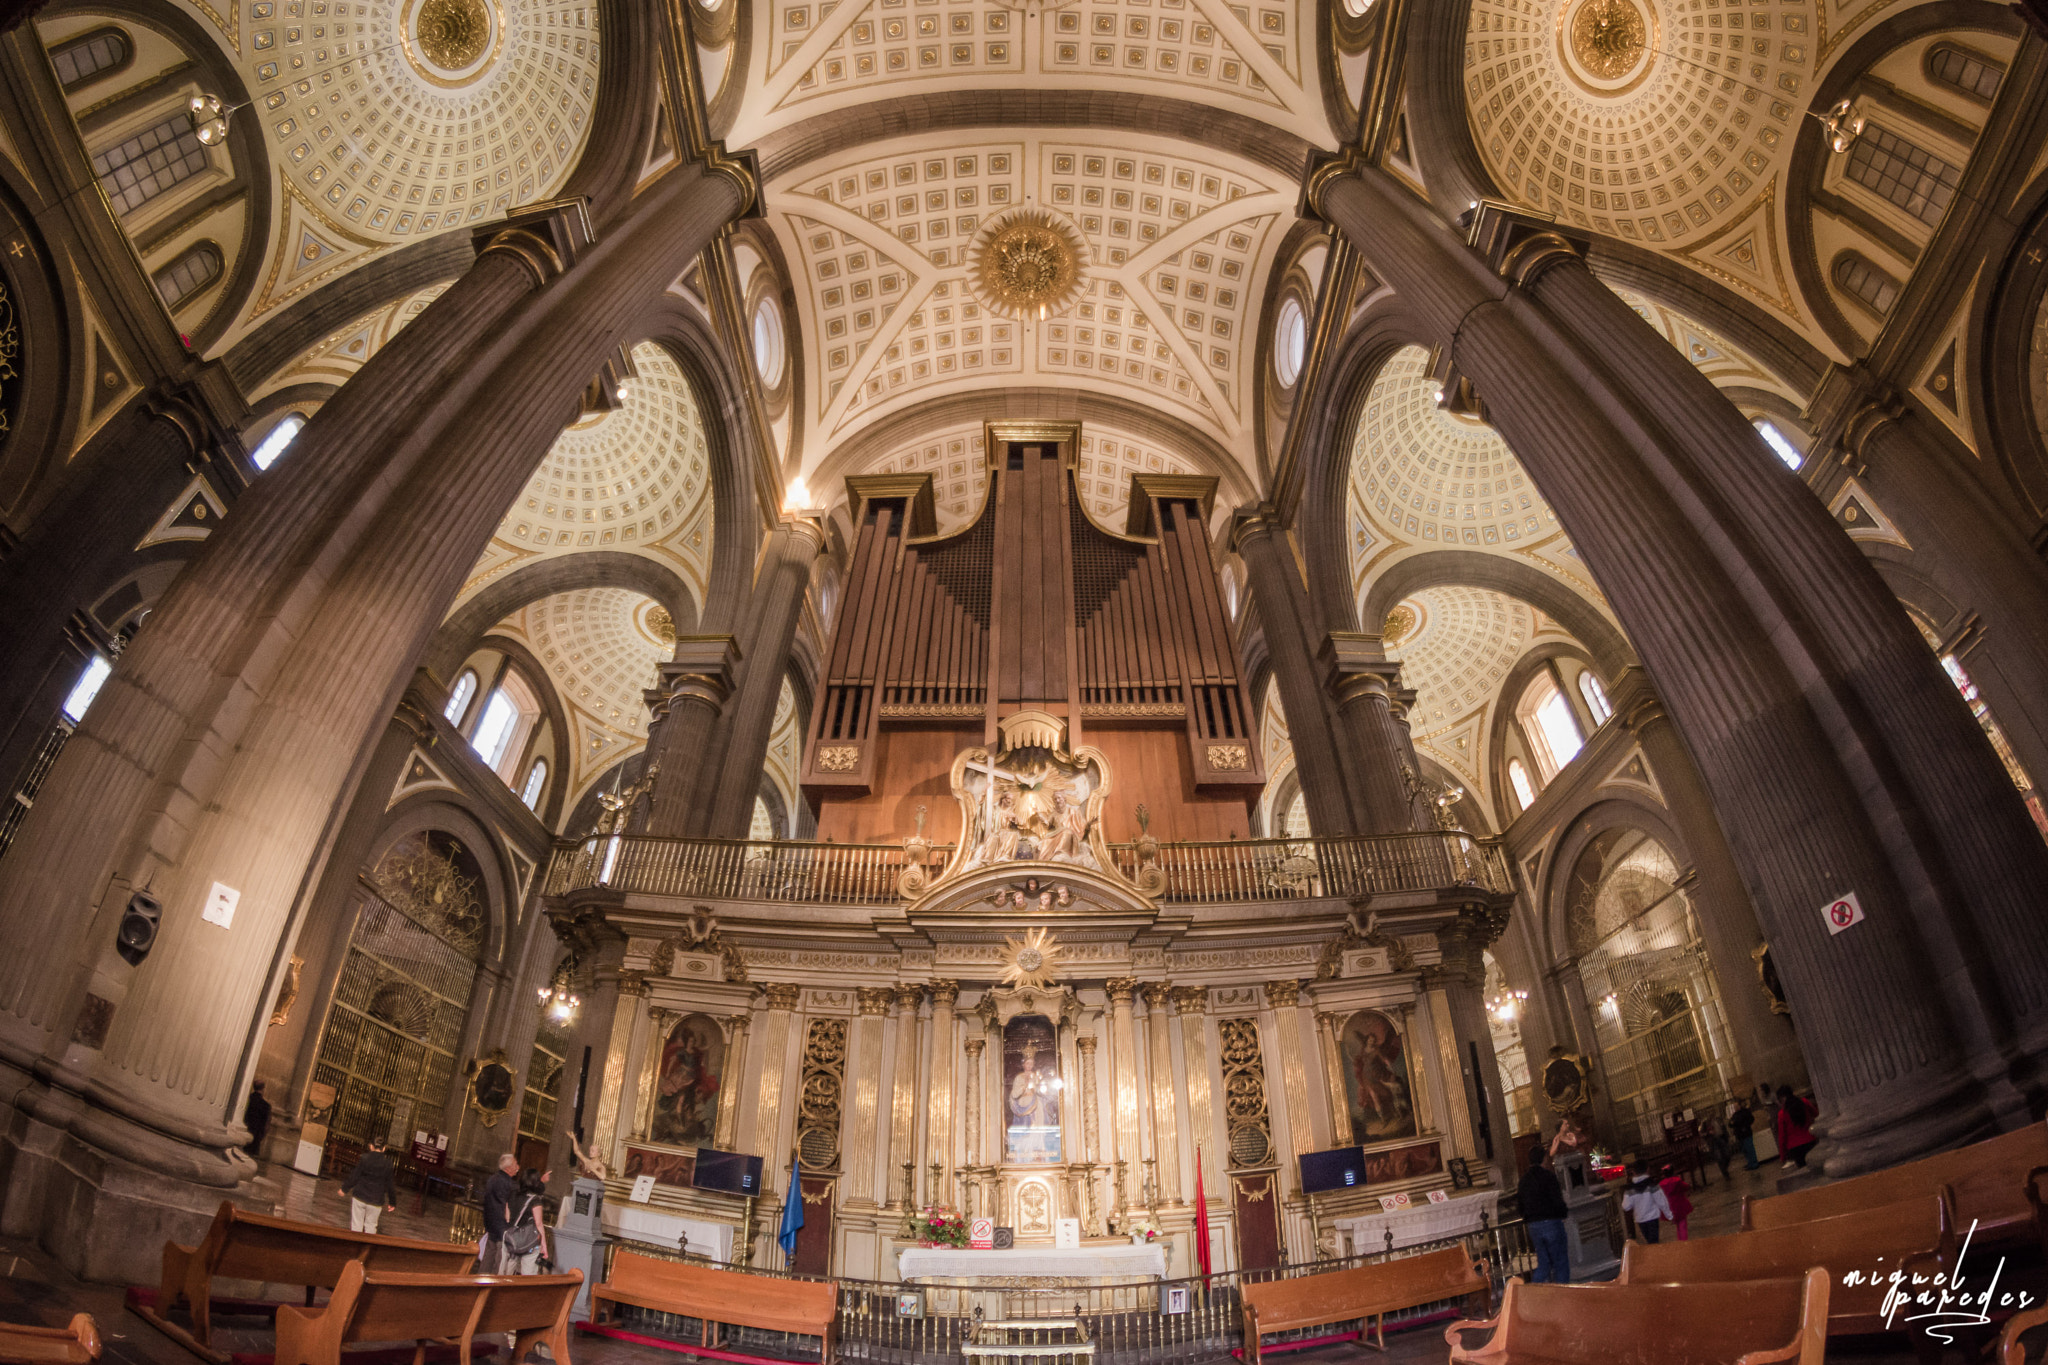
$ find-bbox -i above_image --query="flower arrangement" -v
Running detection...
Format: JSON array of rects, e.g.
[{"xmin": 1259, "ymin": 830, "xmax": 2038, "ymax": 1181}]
[
  {"xmin": 1124, "ymin": 1213, "xmax": 1162, "ymax": 1243},
  {"xmin": 919, "ymin": 1205, "xmax": 969, "ymax": 1248}
]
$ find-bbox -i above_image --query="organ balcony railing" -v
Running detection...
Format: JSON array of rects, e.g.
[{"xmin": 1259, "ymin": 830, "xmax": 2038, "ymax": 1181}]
[{"xmin": 542, "ymin": 829, "xmax": 1512, "ymax": 907}]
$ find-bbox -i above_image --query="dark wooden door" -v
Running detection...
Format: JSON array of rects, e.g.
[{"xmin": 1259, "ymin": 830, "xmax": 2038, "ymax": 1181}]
[
  {"xmin": 792, "ymin": 1175, "xmax": 835, "ymax": 1275},
  {"xmin": 1231, "ymin": 1170, "xmax": 1281, "ymax": 1271}
]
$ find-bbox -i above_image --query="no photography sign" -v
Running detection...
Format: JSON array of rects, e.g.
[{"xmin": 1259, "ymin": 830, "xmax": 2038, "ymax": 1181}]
[{"xmin": 1822, "ymin": 891, "xmax": 1866, "ymax": 936}]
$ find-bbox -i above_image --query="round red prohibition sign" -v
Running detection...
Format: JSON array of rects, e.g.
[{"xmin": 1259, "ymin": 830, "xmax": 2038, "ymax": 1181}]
[{"xmin": 1828, "ymin": 900, "xmax": 1856, "ymax": 927}]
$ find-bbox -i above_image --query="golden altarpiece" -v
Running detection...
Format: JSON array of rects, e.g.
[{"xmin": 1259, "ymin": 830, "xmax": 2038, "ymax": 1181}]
[{"xmin": 542, "ymin": 424, "xmax": 1516, "ymax": 1283}]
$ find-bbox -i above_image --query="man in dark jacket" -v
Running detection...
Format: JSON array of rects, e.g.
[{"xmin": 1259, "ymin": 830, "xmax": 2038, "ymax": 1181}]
[
  {"xmin": 1729, "ymin": 1099, "xmax": 1759, "ymax": 1169},
  {"xmin": 1518, "ymin": 1142, "xmax": 1571, "ymax": 1283},
  {"xmin": 481, "ymin": 1152, "xmax": 521, "ymax": 1272},
  {"xmin": 339, "ymin": 1137, "xmax": 399, "ymax": 1233},
  {"xmin": 242, "ymin": 1081, "xmax": 271, "ymax": 1158}
]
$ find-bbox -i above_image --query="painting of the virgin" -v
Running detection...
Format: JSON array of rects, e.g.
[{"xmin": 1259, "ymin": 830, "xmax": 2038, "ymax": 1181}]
[
  {"xmin": 1340, "ymin": 1009, "xmax": 1418, "ymax": 1143},
  {"xmin": 650, "ymin": 1013, "xmax": 725, "ymax": 1148}
]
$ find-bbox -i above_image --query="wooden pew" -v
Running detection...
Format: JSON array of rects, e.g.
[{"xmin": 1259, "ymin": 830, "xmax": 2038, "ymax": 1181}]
[
  {"xmin": 0, "ymin": 1314, "xmax": 101, "ymax": 1365},
  {"xmin": 1445, "ymin": 1271, "xmax": 1829, "ymax": 1364},
  {"xmin": 273, "ymin": 1262, "xmax": 581, "ymax": 1365},
  {"xmin": 1998, "ymin": 1303, "xmax": 2048, "ymax": 1365},
  {"xmin": 1623, "ymin": 1191, "xmax": 1955, "ymax": 1350},
  {"xmin": 1742, "ymin": 1120, "xmax": 2047, "ymax": 1250},
  {"xmin": 1239, "ymin": 1246, "xmax": 1490, "ymax": 1361},
  {"xmin": 142, "ymin": 1200, "xmax": 477, "ymax": 1358},
  {"xmin": 587, "ymin": 1250, "xmax": 838, "ymax": 1364}
]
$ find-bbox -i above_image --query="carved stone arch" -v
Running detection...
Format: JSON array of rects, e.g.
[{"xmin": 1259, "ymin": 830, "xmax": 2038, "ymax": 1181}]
[
  {"xmin": 0, "ymin": 173, "xmax": 73, "ymax": 515},
  {"xmin": 1291, "ymin": 298, "xmax": 1438, "ymax": 636},
  {"xmin": 1359, "ymin": 549, "xmax": 1637, "ymax": 679},
  {"xmin": 755, "ymin": 770, "xmax": 791, "ymax": 838},
  {"xmin": 636, "ymin": 298, "xmax": 765, "ymax": 635},
  {"xmin": 553, "ymin": 0, "xmax": 663, "ymax": 227},
  {"xmin": 1535, "ymin": 796, "xmax": 1690, "ymax": 968},
  {"xmin": 222, "ymin": 244, "xmax": 470, "ymax": 395},
  {"xmin": 473, "ymin": 632, "xmax": 576, "ymax": 831},
  {"xmin": 1783, "ymin": 1, "xmax": 2025, "ymax": 360},
  {"xmin": 1401, "ymin": 0, "xmax": 1503, "ymax": 215},
  {"xmin": 365, "ymin": 797, "xmax": 516, "ymax": 967},
  {"xmin": 68, "ymin": 0, "xmax": 275, "ymax": 354},
  {"xmin": 422, "ymin": 551, "xmax": 700, "ymax": 685},
  {"xmin": 1586, "ymin": 243, "xmax": 1830, "ymax": 399},
  {"xmin": 1261, "ymin": 764, "xmax": 1304, "ymax": 838},
  {"xmin": 1982, "ymin": 189, "xmax": 2048, "ymax": 520},
  {"xmin": 1870, "ymin": 555, "xmax": 1964, "ymax": 641}
]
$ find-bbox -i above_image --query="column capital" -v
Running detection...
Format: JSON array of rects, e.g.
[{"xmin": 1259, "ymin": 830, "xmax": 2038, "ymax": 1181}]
[
  {"xmin": 1804, "ymin": 360, "xmax": 1907, "ymax": 468},
  {"xmin": 647, "ymin": 635, "xmax": 742, "ymax": 722},
  {"xmin": 1263, "ymin": 979, "xmax": 1302, "ymax": 1008},
  {"xmin": 779, "ymin": 511, "xmax": 831, "ymax": 555},
  {"xmin": 725, "ymin": 1012, "xmax": 751, "ymax": 1037},
  {"xmin": 1104, "ymin": 977, "xmax": 1140, "ymax": 1005},
  {"xmin": 1226, "ymin": 503, "xmax": 1284, "ymax": 553},
  {"xmin": 1170, "ymin": 985, "xmax": 1210, "ymax": 1016},
  {"xmin": 1606, "ymin": 666, "xmax": 1668, "ymax": 738},
  {"xmin": 616, "ymin": 970, "xmax": 650, "ymax": 999},
  {"xmin": 1320, "ymin": 631, "xmax": 1404, "ymax": 709},
  {"xmin": 964, "ymin": 1036, "xmax": 987, "ymax": 1057},
  {"xmin": 1139, "ymin": 981, "xmax": 1174, "ymax": 1012},
  {"xmin": 893, "ymin": 984, "xmax": 925, "ymax": 1012},
  {"xmin": 1076, "ymin": 1034, "xmax": 1099, "ymax": 1054},
  {"xmin": 1313, "ymin": 1010, "xmax": 1343, "ymax": 1031},
  {"xmin": 472, "ymin": 196, "xmax": 595, "ymax": 289},
  {"xmin": 928, "ymin": 978, "xmax": 961, "ymax": 1006},
  {"xmin": 857, "ymin": 986, "xmax": 894, "ymax": 1016},
  {"xmin": 1298, "ymin": 146, "xmax": 1368, "ymax": 224},
  {"xmin": 762, "ymin": 982, "xmax": 803, "ymax": 1011},
  {"xmin": 1466, "ymin": 201, "xmax": 1592, "ymax": 288}
]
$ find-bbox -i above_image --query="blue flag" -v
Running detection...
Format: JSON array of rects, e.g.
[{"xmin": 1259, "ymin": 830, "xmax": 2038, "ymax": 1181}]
[{"xmin": 777, "ymin": 1161, "xmax": 804, "ymax": 1262}]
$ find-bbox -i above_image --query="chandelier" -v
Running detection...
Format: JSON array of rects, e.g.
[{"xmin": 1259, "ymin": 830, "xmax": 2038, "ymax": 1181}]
[{"xmin": 537, "ymin": 959, "xmax": 582, "ymax": 1023}]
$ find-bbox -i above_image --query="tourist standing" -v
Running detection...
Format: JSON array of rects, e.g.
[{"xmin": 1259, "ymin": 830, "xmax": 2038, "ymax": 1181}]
[
  {"xmin": 1518, "ymin": 1143, "xmax": 1571, "ymax": 1283},
  {"xmin": 1729, "ymin": 1099, "xmax": 1759, "ymax": 1170},
  {"xmin": 481, "ymin": 1152, "xmax": 521, "ymax": 1272},
  {"xmin": 1620, "ymin": 1164, "xmax": 1672, "ymax": 1243},
  {"xmin": 1699, "ymin": 1115, "xmax": 1732, "ymax": 1180},
  {"xmin": 338, "ymin": 1137, "xmax": 398, "ymax": 1233},
  {"xmin": 241, "ymin": 1081, "xmax": 271, "ymax": 1158},
  {"xmin": 1775, "ymin": 1086, "xmax": 1818, "ymax": 1168},
  {"xmin": 1658, "ymin": 1164, "xmax": 1694, "ymax": 1241},
  {"xmin": 501, "ymin": 1168, "xmax": 553, "ymax": 1276}
]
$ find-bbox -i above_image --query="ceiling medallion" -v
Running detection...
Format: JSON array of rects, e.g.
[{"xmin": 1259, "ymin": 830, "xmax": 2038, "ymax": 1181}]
[
  {"xmin": 1570, "ymin": 0, "xmax": 1646, "ymax": 78},
  {"xmin": 967, "ymin": 210, "xmax": 1088, "ymax": 320},
  {"xmin": 640, "ymin": 602, "xmax": 678, "ymax": 648},
  {"xmin": 402, "ymin": 0, "xmax": 503, "ymax": 87}
]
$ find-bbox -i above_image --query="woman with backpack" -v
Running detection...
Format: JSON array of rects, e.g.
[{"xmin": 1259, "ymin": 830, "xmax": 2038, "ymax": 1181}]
[
  {"xmin": 1774, "ymin": 1085, "xmax": 1818, "ymax": 1168},
  {"xmin": 500, "ymin": 1167, "xmax": 553, "ymax": 1275}
]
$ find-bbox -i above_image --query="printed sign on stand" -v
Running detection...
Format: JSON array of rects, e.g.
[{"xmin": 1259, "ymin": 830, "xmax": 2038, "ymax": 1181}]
[
  {"xmin": 629, "ymin": 1174, "xmax": 657, "ymax": 1203},
  {"xmin": 1055, "ymin": 1218, "xmax": 1081, "ymax": 1249},
  {"xmin": 1822, "ymin": 890, "xmax": 1866, "ymax": 936},
  {"xmin": 969, "ymin": 1217, "xmax": 994, "ymax": 1250}
]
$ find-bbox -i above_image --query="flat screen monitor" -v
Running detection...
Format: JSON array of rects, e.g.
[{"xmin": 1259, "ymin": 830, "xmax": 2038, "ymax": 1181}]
[
  {"xmin": 690, "ymin": 1148, "xmax": 764, "ymax": 1197},
  {"xmin": 1299, "ymin": 1145, "xmax": 1367, "ymax": 1194}
]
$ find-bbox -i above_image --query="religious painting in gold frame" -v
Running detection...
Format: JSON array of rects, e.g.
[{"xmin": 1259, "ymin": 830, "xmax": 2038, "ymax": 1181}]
[{"xmin": 1339, "ymin": 1009, "xmax": 1419, "ymax": 1144}]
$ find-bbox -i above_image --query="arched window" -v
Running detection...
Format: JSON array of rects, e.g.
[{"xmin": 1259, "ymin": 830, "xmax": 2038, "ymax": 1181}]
[
  {"xmin": 1515, "ymin": 671, "xmax": 1584, "ymax": 781},
  {"xmin": 471, "ymin": 673, "xmax": 541, "ymax": 780},
  {"xmin": 61, "ymin": 655, "xmax": 113, "ymax": 723},
  {"xmin": 1273, "ymin": 297, "xmax": 1307, "ymax": 387},
  {"xmin": 1938, "ymin": 653, "xmax": 2048, "ymax": 838},
  {"xmin": 1507, "ymin": 758, "xmax": 1537, "ymax": 811},
  {"xmin": 1845, "ymin": 124, "xmax": 1959, "ymax": 228},
  {"xmin": 1578, "ymin": 670, "xmax": 1612, "ymax": 725},
  {"xmin": 154, "ymin": 242, "xmax": 222, "ymax": 312},
  {"xmin": 93, "ymin": 112, "xmax": 209, "ymax": 217},
  {"xmin": 752, "ymin": 297, "xmax": 786, "ymax": 387},
  {"xmin": 1754, "ymin": 419, "xmax": 1804, "ymax": 471},
  {"xmin": 444, "ymin": 670, "xmax": 479, "ymax": 725},
  {"xmin": 1926, "ymin": 43, "xmax": 2003, "ymax": 102},
  {"xmin": 250, "ymin": 412, "xmax": 306, "ymax": 471},
  {"xmin": 520, "ymin": 759, "xmax": 549, "ymax": 810},
  {"xmin": 1833, "ymin": 251, "xmax": 1902, "ymax": 319},
  {"xmin": 50, "ymin": 28, "xmax": 132, "ymax": 92}
]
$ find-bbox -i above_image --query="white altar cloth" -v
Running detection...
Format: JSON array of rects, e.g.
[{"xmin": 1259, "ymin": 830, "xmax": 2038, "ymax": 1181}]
[
  {"xmin": 1334, "ymin": 1189, "xmax": 1500, "ymax": 1256},
  {"xmin": 603, "ymin": 1201, "xmax": 735, "ymax": 1263},
  {"xmin": 898, "ymin": 1243, "xmax": 1167, "ymax": 1282}
]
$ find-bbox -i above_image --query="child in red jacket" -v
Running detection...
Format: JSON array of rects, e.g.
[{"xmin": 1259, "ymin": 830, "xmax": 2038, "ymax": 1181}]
[{"xmin": 1658, "ymin": 1164, "xmax": 1694, "ymax": 1241}]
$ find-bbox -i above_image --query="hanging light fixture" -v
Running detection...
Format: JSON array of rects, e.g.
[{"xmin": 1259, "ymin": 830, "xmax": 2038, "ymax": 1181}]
[
  {"xmin": 537, "ymin": 958, "xmax": 582, "ymax": 1023},
  {"xmin": 187, "ymin": 92, "xmax": 247, "ymax": 146},
  {"xmin": 1812, "ymin": 98, "xmax": 1866, "ymax": 155}
]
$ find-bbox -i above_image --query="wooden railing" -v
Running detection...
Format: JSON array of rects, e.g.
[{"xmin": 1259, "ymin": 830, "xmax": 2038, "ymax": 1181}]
[{"xmin": 545, "ymin": 829, "xmax": 1511, "ymax": 906}]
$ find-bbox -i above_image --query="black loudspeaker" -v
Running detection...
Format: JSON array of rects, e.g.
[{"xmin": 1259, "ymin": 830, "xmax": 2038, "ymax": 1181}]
[{"xmin": 115, "ymin": 889, "xmax": 162, "ymax": 966}]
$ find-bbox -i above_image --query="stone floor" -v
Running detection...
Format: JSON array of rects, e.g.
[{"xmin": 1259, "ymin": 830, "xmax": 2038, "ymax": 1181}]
[{"xmin": 0, "ymin": 1152, "xmax": 2039, "ymax": 1365}]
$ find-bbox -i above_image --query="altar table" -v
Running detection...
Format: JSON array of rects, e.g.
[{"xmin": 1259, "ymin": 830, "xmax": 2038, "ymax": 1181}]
[
  {"xmin": 898, "ymin": 1243, "xmax": 1167, "ymax": 1283},
  {"xmin": 1333, "ymin": 1189, "xmax": 1501, "ymax": 1256}
]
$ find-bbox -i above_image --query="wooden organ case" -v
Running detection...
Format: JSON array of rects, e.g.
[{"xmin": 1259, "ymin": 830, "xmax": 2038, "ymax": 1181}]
[{"xmin": 801, "ymin": 422, "xmax": 1264, "ymax": 847}]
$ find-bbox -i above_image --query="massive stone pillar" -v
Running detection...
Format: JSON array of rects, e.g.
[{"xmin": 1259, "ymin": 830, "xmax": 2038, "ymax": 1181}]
[
  {"xmin": 1432, "ymin": 910, "xmax": 1518, "ymax": 1191},
  {"xmin": 1140, "ymin": 983, "xmax": 1181, "ymax": 1206},
  {"xmin": 640, "ymin": 637, "xmax": 740, "ymax": 837},
  {"xmin": 0, "ymin": 148, "xmax": 754, "ymax": 1275},
  {"xmin": 698, "ymin": 516, "xmax": 827, "ymax": 838},
  {"xmin": 1608, "ymin": 668, "xmax": 1805, "ymax": 1091},
  {"xmin": 1322, "ymin": 633, "xmax": 1429, "ymax": 832},
  {"xmin": 1308, "ymin": 161, "xmax": 2048, "ymax": 1171}
]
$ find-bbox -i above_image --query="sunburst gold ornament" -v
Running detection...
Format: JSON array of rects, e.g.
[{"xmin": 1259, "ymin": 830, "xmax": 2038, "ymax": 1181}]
[
  {"xmin": 1569, "ymin": 0, "xmax": 1646, "ymax": 79},
  {"xmin": 967, "ymin": 212, "xmax": 1087, "ymax": 320},
  {"xmin": 416, "ymin": 0, "xmax": 493, "ymax": 68},
  {"xmin": 999, "ymin": 926, "xmax": 1062, "ymax": 992}
]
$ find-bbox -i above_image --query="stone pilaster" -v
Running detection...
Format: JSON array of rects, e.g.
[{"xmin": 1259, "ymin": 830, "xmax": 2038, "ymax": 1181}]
[
  {"xmin": 631, "ymin": 1006, "xmax": 675, "ymax": 1141},
  {"xmin": 924, "ymin": 980, "xmax": 958, "ymax": 1202},
  {"xmin": 715, "ymin": 1010, "xmax": 750, "ymax": 1150},
  {"xmin": 1263, "ymin": 980, "xmax": 1317, "ymax": 1171},
  {"xmin": 744, "ymin": 984, "xmax": 801, "ymax": 1172},
  {"xmin": 842, "ymin": 988, "xmax": 893, "ymax": 1204},
  {"xmin": 1314, "ymin": 1011, "xmax": 1355, "ymax": 1148},
  {"xmin": 963, "ymin": 1036, "xmax": 986, "ymax": 1167},
  {"xmin": 1140, "ymin": 983, "xmax": 1181, "ymax": 1205},
  {"xmin": 1430, "ymin": 910, "xmax": 1518, "ymax": 1190},
  {"xmin": 1075, "ymin": 1032, "xmax": 1105, "ymax": 1234},
  {"xmin": 590, "ymin": 969, "xmax": 647, "ymax": 1171},
  {"xmin": 1171, "ymin": 987, "xmax": 1215, "ymax": 1195},
  {"xmin": 885, "ymin": 985, "xmax": 922, "ymax": 1208}
]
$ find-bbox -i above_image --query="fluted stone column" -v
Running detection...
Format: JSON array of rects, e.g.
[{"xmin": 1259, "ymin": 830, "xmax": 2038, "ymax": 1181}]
[
  {"xmin": 1171, "ymin": 988, "xmax": 1215, "ymax": 1193},
  {"xmin": 1432, "ymin": 911, "xmax": 1518, "ymax": 1190},
  {"xmin": 925, "ymin": 980, "xmax": 958, "ymax": 1206},
  {"xmin": 1104, "ymin": 979, "xmax": 1145, "ymax": 1212},
  {"xmin": 700, "ymin": 516, "xmax": 828, "ymax": 837},
  {"xmin": 715, "ymin": 1010, "xmax": 750, "ymax": 1150},
  {"xmin": 1075, "ymin": 1032, "xmax": 1105, "ymax": 1234},
  {"xmin": 885, "ymin": 985, "xmax": 922, "ymax": 1208},
  {"xmin": 963, "ymin": 1036, "xmax": 986, "ymax": 1167},
  {"xmin": 1313, "ymin": 1011, "xmax": 1355, "ymax": 1148},
  {"xmin": 1308, "ymin": 162, "xmax": 2048, "ymax": 1171},
  {"xmin": 1140, "ymin": 983, "xmax": 1181, "ymax": 1205},
  {"xmin": 1263, "ymin": 981, "xmax": 1318, "ymax": 1168},
  {"xmin": 744, "ymin": 984, "xmax": 802, "ymax": 1177},
  {"xmin": 843, "ymin": 988, "xmax": 892, "ymax": 1205},
  {"xmin": 640, "ymin": 637, "xmax": 740, "ymax": 837},
  {"xmin": 1230, "ymin": 512, "xmax": 1357, "ymax": 835},
  {"xmin": 1609, "ymin": 668, "xmax": 1804, "ymax": 1090},
  {"xmin": 1321, "ymin": 634, "xmax": 1426, "ymax": 833}
]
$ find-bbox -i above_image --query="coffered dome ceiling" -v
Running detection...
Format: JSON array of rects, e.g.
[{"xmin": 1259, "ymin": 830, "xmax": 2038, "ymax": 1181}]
[
  {"xmin": 458, "ymin": 341, "xmax": 713, "ymax": 607},
  {"xmin": 494, "ymin": 587, "xmax": 672, "ymax": 802}
]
